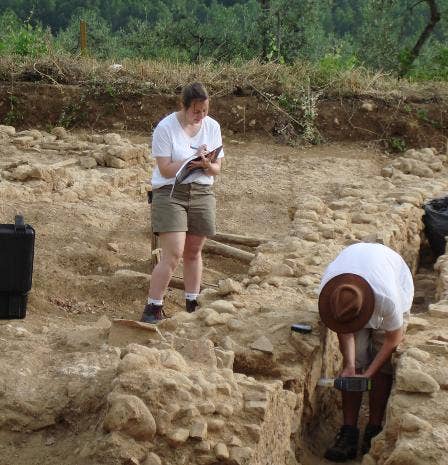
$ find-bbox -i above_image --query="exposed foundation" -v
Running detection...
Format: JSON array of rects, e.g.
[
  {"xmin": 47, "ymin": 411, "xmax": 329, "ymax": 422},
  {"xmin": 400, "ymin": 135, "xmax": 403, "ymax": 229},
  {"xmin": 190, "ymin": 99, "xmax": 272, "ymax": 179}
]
[{"xmin": 1, "ymin": 124, "xmax": 448, "ymax": 465}]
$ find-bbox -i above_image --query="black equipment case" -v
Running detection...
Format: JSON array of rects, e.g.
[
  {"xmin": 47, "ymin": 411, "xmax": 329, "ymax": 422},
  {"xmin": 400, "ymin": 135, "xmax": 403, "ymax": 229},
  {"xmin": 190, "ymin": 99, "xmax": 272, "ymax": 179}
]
[{"xmin": 0, "ymin": 215, "xmax": 35, "ymax": 319}]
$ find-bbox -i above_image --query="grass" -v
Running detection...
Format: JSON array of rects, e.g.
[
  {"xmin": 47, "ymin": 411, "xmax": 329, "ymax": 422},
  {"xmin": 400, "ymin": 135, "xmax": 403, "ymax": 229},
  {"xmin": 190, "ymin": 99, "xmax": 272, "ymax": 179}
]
[{"xmin": 1, "ymin": 54, "xmax": 448, "ymax": 103}]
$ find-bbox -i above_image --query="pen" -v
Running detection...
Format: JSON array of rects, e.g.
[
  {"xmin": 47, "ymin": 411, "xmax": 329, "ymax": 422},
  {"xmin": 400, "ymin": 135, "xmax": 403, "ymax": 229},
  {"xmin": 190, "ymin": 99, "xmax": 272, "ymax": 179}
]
[{"xmin": 190, "ymin": 145, "xmax": 199, "ymax": 150}]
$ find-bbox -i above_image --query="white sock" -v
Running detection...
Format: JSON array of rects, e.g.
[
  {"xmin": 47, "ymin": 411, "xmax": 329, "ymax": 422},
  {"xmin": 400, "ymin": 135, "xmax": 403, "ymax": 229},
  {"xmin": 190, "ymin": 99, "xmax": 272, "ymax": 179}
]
[
  {"xmin": 185, "ymin": 292, "xmax": 199, "ymax": 301},
  {"xmin": 148, "ymin": 298, "xmax": 163, "ymax": 306}
]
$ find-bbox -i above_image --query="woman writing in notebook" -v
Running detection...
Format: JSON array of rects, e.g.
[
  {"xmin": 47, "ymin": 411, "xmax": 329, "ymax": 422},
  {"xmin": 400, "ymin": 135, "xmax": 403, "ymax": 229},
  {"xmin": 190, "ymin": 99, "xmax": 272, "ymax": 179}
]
[{"xmin": 141, "ymin": 82, "xmax": 224, "ymax": 323}]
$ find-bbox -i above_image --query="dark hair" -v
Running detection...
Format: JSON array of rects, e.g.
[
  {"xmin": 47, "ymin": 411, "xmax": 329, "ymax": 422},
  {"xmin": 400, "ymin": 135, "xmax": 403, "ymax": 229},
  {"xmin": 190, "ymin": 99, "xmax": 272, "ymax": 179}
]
[{"xmin": 181, "ymin": 82, "xmax": 209, "ymax": 109}]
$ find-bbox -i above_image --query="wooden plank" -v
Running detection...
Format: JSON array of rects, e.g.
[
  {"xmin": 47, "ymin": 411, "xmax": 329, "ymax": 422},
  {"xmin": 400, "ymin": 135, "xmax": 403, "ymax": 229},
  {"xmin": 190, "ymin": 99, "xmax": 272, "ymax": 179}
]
[
  {"xmin": 212, "ymin": 232, "xmax": 268, "ymax": 247},
  {"xmin": 204, "ymin": 239, "xmax": 255, "ymax": 264}
]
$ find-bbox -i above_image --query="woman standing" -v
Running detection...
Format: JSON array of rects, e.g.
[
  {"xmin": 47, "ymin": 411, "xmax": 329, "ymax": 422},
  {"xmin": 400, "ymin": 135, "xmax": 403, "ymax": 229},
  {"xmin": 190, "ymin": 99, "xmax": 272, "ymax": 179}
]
[{"xmin": 141, "ymin": 82, "xmax": 224, "ymax": 323}]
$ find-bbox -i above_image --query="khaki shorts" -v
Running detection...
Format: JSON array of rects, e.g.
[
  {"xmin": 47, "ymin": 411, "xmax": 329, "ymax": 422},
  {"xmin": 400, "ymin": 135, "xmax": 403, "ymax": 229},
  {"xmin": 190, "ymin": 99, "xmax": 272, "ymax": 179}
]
[
  {"xmin": 151, "ymin": 183, "xmax": 216, "ymax": 236},
  {"xmin": 355, "ymin": 312, "xmax": 409, "ymax": 375}
]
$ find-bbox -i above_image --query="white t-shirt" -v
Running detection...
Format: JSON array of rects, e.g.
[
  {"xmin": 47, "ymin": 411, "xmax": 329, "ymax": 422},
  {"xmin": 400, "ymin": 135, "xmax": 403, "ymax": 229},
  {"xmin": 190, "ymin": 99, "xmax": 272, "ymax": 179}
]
[
  {"xmin": 151, "ymin": 112, "xmax": 224, "ymax": 189},
  {"xmin": 319, "ymin": 243, "xmax": 414, "ymax": 331}
]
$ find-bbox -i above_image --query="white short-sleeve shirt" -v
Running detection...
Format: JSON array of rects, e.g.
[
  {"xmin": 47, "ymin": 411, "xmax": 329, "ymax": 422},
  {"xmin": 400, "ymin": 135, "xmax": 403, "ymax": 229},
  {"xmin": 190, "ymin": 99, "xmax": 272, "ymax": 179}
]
[
  {"xmin": 319, "ymin": 243, "xmax": 414, "ymax": 331},
  {"xmin": 151, "ymin": 112, "xmax": 224, "ymax": 189}
]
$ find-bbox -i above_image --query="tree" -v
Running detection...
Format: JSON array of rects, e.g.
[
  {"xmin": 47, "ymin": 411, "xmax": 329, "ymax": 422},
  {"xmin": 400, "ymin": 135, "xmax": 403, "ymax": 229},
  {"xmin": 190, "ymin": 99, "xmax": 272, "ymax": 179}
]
[{"xmin": 399, "ymin": 0, "xmax": 441, "ymax": 76}]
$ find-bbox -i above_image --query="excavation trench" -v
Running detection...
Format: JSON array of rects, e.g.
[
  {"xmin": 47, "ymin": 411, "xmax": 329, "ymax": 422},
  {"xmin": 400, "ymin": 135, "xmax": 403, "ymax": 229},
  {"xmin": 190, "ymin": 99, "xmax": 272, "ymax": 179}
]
[
  {"xmin": 230, "ymin": 204, "xmax": 442, "ymax": 465},
  {"xmin": 2, "ymin": 121, "xmax": 448, "ymax": 465},
  {"xmin": 298, "ymin": 223, "xmax": 441, "ymax": 464}
]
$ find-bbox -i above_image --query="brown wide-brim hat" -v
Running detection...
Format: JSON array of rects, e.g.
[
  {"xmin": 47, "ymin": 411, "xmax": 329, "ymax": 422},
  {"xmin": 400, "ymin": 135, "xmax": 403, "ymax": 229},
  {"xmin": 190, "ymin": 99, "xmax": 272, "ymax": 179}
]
[{"xmin": 318, "ymin": 273, "xmax": 375, "ymax": 334}]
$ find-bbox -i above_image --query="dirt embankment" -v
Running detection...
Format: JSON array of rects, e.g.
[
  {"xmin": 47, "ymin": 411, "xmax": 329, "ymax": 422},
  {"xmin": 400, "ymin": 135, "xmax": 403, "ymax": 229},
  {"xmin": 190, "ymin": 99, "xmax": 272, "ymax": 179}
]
[{"xmin": 0, "ymin": 83, "xmax": 447, "ymax": 151}]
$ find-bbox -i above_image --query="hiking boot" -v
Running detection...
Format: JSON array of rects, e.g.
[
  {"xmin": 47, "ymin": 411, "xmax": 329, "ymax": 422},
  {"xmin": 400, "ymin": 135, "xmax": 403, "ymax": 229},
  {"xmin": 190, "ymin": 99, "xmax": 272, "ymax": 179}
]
[
  {"xmin": 361, "ymin": 424, "xmax": 382, "ymax": 455},
  {"xmin": 140, "ymin": 303, "xmax": 166, "ymax": 324},
  {"xmin": 324, "ymin": 425, "xmax": 359, "ymax": 462},
  {"xmin": 186, "ymin": 299, "xmax": 198, "ymax": 313}
]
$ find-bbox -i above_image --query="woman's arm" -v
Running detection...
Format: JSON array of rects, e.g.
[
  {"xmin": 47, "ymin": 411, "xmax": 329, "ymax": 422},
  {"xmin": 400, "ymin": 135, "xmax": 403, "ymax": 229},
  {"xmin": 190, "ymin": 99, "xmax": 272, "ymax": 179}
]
[
  {"xmin": 188, "ymin": 156, "xmax": 223, "ymax": 177},
  {"xmin": 156, "ymin": 157, "xmax": 185, "ymax": 179}
]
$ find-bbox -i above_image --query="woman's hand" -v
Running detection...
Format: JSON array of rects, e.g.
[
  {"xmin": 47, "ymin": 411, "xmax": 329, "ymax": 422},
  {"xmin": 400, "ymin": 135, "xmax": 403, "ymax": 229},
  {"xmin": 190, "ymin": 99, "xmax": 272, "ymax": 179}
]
[
  {"xmin": 189, "ymin": 144, "xmax": 212, "ymax": 171},
  {"xmin": 194, "ymin": 144, "xmax": 208, "ymax": 158}
]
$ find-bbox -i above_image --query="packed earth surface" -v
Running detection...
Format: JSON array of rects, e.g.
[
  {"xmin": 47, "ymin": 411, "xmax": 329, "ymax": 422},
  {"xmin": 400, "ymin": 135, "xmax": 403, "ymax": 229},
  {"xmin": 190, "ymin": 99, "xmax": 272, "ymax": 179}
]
[{"xmin": 0, "ymin": 89, "xmax": 448, "ymax": 465}]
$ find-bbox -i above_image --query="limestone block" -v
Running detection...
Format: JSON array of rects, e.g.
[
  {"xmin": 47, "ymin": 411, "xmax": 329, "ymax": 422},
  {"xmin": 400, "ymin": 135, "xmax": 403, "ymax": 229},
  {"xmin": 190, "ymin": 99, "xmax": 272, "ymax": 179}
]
[
  {"xmin": 301, "ymin": 196, "xmax": 326, "ymax": 213},
  {"xmin": 428, "ymin": 301, "xmax": 448, "ymax": 318},
  {"xmin": 215, "ymin": 402, "xmax": 234, "ymax": 417},
  {"xmin": 107, "ymin": 145, "xmax": 139, "ymax": 161},
  {"xmin": 297, "ymin": 275, "xmax": 315, "ymax": 287},
  {"xmin": 105, "ymin": 155, "xmax": 126, "ymax": 169},
  {"xmin": 207, "ymin": 418, "xmax": 225, "ymax": 431},
  {"xmin": 190, "ymin": 420, "xmax": 208, "ymax": 440},
  {"xmin": 160, "ymin": 350, "xmax": 187, "ymax": 371},
  {"xmin": 297, "ymin": 210, "xmax": 319, "ymax": 221},
  {"xmin": 244, "ymin": 400, "xmax": 267, "ymax": 416},
  {"xmin": 103, "ymin": 394, "xmax": 156, "ymax": 441},
  {"xmin": 361, "ymin": 101, "xmax": 376, "ymax": 112},
  {"xmin": 108, "ymin": 319, "xmax": 162, "ymax": 347},
  {"xmin": 422, "ymin": 339, "xmax": 448, "ymax": 354},
  {"xmin": 248, "ymin": 253, "xmax": 273, "ymax": 276},
  {"xmin": 104, "ymin": 133, "xmax": 122, "ymax": 144},
  {"xmin": 8, "ymin": 164, "xmax": 33, "ymax": 181},
  {"xmin": 166, "ymin": 427, "xmax": 189, "ymax": 446},
  {"xmin": 205, "ymin": 312, "xmax": 233, "ymax": 326},
  {"xmin": 80, "ymin": 156, "xmax": 97, "ymax": 169},
  {"xmin": 195, "ymin": 441, "xmax": 211, "ymax": 452},
  {"xmin": 396, "ymin": 368, "xmax": 440, "ymax": 393},
  {"xmin": 209, "ymin": 300, "xmax": 237, "ymax": 314},
  {"xmin": 197, "ymin": 288, "xmax": 220, "ymax": 307},
  {"xmin": 12, "ymin": 136, "xmax": 35, "ymax": 147},
  {"xmin": 351, "ymin": 213, "xmax": 372, "ymax": 224},
  {"xmin": 383, "ymin": 442, "xmax": 430, "ymax": 465},
  {"xmin": 230, "ymin": 446, "xmax": 253, "ymax": 465},
  {"xmin": 0, "ymin": 125, "xmax": 15, "ymax": 136},
  {"xmin": 215, "ymin": 348, "xmax": 234, "ymax": 369},
  {"xmin": 215, "ymin": 443, "xmax": 230, "ymax": 460},
  {"xmin": 250, "ymin": 336, "xmax": 274, "ymax": 354},
  {"xmin": 428, "ymin": 367, "xmax": 448, "ymax": 389},
  {"xmin": 51, "ymin": 127, "xmax": 69, "ymax": 139},
  {"xmin": 197, "ymin": 400, "xmax": 216, "ymax": 415},
  {"xmin": 401, "ymin": 413, "xmax": 433, "ymax": 433},
  {"xmin": 303, "ymin": 231, "xmax": 320, "ymax": 242},
  {"xmin": 227, "ymin": 318, "xmax": 244, "ymax": 331},
  {"xmin": 142, "ymin": 452, "xmax": 162, "ymax": 465},
  {"xmin": 271, "ymin": 263, "xmax": 295, "ymax": 277},
  {"xmin": 407, "ymin": 316, "xmax": 430, "ymax": 331},
  {"xmin": 217, "ymin": 278, "xmax": 243, "ymax": 295},
  {"xmin": 405, "ymin": 347, "xmax": 430, "ymax": 363}
]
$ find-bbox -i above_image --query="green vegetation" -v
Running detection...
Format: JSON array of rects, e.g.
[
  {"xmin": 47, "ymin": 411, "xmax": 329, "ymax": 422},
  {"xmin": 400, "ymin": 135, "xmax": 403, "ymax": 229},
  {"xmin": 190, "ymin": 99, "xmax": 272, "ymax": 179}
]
[{"xmin": 0, "ymin": 0, "xmax": 446, "ymax": 80}]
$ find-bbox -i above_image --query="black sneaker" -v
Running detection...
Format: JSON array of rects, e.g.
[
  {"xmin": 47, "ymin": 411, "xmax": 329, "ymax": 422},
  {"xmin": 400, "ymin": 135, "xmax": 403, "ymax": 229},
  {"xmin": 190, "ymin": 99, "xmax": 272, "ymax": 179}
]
[
  {"xmin": 324, "ymin": 425, "xmax": 359, "ymax": 462},
  {"xmin": 185, "ymin": 299, "xmax": 198, "ymax": 313},
  {"xmin": 361, "ymin": 424, "xmax": 382, "ymax": 455},
  {"xmin": 140, "ymin": 303, "xmax": 166, "ymax": 324}
]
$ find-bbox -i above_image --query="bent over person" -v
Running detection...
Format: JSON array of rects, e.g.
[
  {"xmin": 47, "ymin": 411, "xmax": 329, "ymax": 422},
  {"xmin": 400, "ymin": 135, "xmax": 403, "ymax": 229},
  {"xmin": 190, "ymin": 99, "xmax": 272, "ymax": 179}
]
[
  {"xmin": 141, "ymin": 82, "xmax": 224, "ymax": 323},
  {"xmin": 318, "ymin": 242, "xmax": 414, "ymax": 462}
]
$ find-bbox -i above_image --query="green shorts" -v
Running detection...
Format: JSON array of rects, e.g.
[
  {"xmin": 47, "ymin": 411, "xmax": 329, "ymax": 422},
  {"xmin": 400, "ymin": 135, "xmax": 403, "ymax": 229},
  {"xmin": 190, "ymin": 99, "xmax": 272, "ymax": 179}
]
[
  {"xmin": 151, "ymin": 183, "xmax": 216, "ymax": 236},
  {"xmin": 354, "ymin": 312, "xmax": 409, "ymax": 375}
]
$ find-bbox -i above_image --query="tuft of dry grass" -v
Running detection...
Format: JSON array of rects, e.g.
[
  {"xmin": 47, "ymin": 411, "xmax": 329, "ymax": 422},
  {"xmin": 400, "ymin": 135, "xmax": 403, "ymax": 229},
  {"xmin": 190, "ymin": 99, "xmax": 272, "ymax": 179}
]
[{"xmin": 0, "ymin": 54, "xmax": 447, "ymax": 102}]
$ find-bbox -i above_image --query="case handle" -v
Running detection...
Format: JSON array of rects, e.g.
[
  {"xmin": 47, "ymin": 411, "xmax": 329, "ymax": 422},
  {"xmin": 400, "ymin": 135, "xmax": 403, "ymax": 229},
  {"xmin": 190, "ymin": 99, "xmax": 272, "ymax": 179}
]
[{"xmin": 14, "ymin": 215, "xmax": 26, "ymax": 232}]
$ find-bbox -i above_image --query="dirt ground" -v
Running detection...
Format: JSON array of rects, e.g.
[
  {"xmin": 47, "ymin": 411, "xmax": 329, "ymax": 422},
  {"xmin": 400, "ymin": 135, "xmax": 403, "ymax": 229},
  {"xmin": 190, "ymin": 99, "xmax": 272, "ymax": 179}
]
[
  {"xmin": 1, "ymin": 135, "xmax": 385, "ymax": 326},
  {"xmin": 1, "ymin": 93, "xmax": 447, "ymax": 464},
  {"xmin": 0, "ymin": 131, "xmax": 387, "ymax": 464}
]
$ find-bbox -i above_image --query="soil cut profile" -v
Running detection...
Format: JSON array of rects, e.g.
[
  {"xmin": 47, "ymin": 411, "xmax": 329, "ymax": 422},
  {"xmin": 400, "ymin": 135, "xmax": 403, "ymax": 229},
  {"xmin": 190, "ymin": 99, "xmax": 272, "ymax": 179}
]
[{"xmin": 0, "ymin": 110, "xmax": 448, "ymax": 465}]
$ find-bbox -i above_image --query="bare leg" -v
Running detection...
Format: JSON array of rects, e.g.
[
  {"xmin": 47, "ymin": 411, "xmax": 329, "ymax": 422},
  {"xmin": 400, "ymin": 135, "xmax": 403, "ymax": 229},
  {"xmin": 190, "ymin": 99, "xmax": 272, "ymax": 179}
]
[
  {"xmin": 368, "ymin": 371, "xmax": 393, "ymax": 425},
  {"xmin": 148, "ymin": 232, "xmax": 185, "ymax": 300},
  {"xmin": 183, "ymin": 233, "xmax": 207, "ymax": 293},
  {"xmin": 342, "ymin": 390, "xmax": 363, "ymax": 426}
]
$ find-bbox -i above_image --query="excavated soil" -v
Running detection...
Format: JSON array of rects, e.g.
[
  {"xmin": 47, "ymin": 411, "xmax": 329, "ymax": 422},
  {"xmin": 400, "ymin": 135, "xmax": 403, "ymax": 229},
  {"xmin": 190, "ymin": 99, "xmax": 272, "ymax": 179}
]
[
  {"xmin": 1, "ymin": 83, "xmax": 447, "ymax": 151},
  {"xmin": 0, "ymin": 85, "xmax": 448, "ymax": 465}
]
